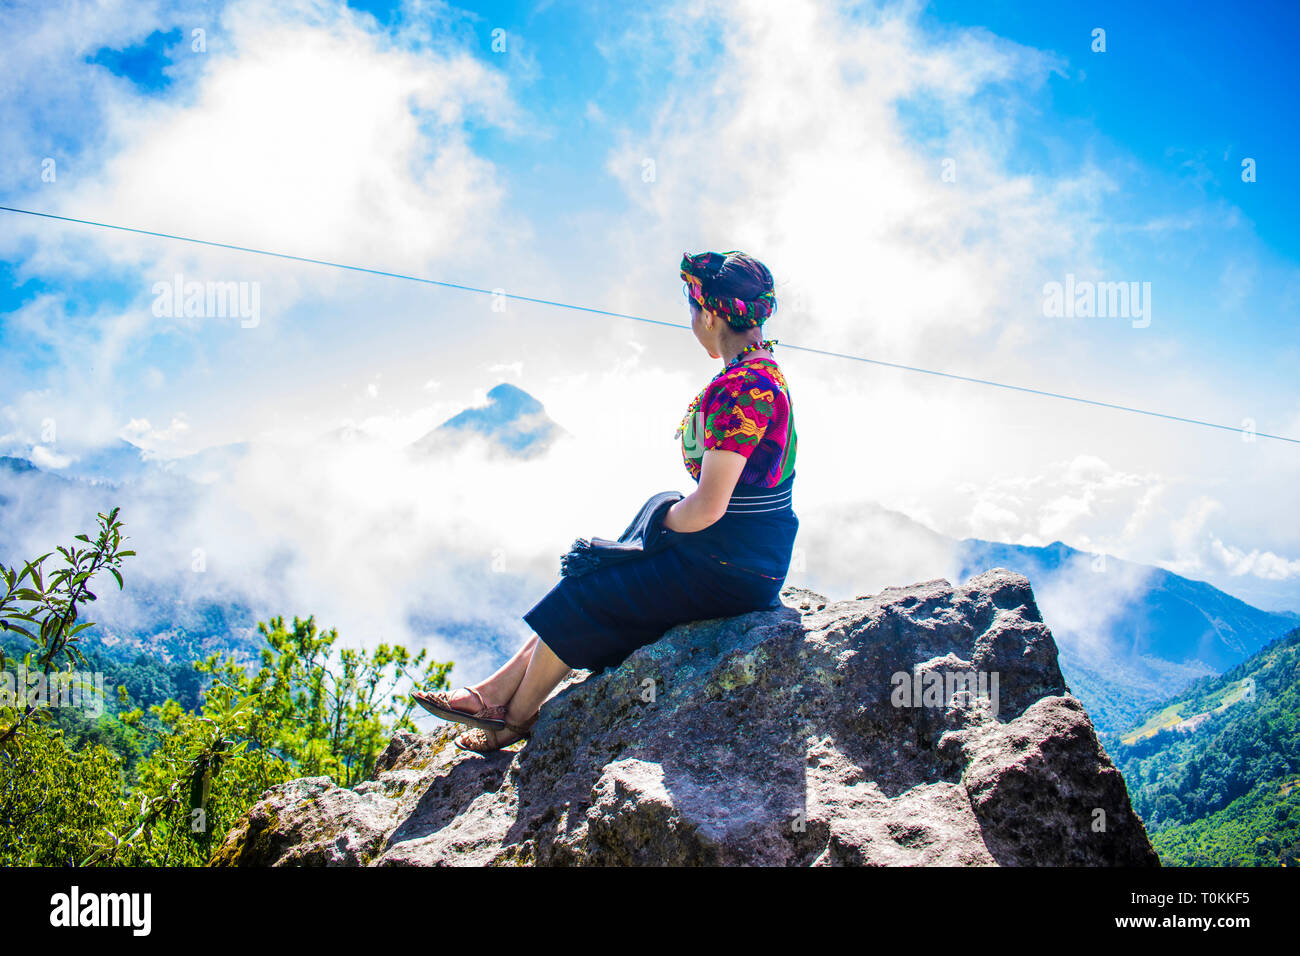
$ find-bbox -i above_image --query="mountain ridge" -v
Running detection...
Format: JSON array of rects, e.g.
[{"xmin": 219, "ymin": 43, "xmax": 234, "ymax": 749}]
[
  {"xmin": 409, "ymin": 382, "xmax": 568, "ymax": 459},
  {"xmin": 1104, "ymin": 625, "xmax": 1300, "ymax": 865}
]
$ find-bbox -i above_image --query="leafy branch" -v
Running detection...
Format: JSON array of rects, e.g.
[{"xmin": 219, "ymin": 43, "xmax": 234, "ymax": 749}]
[{"xmin": 0, "ymin": 508, "xmax": 133, "ymax": 747}]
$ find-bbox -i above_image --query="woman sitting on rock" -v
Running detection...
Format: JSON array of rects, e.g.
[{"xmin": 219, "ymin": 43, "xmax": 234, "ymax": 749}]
[{"xmin": 414, "ymin": 249, "xmax": 800, "ymax": 753}]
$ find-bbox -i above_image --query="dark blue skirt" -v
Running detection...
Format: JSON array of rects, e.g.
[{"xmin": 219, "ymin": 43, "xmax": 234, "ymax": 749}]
[{"xmin": 524, "ymin": 474, "xmax": 798, "ymax": 673}]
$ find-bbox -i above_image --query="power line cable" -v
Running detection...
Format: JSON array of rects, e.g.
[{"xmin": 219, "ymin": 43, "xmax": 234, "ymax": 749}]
[{"xmin": 2, "ymin": 203, "xmax": 1294, "ymax": 444}]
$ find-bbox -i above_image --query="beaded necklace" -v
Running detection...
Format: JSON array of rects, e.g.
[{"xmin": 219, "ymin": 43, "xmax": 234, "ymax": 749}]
[{"xmin": 675, "ymin": 339, "xmax": 779, "ymax": 440}]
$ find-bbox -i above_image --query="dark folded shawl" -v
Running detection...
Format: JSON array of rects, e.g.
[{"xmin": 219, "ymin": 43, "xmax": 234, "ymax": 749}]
[{"xmin": 559, "ymin": 490, "xmax": 685, "ymax": 578}]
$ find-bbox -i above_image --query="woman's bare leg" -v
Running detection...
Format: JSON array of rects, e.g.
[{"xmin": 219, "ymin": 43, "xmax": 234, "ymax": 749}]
[
  {"xmin": 505, "ymin": 639, "xmax": 571, "ymax": 725},
  {"xmin": 442, "ymin": 635, "xmax": 538, "ymax": 711},
  {"xmin": 458, "ymin": 639, "xmax": 571, "ymax": 749}
]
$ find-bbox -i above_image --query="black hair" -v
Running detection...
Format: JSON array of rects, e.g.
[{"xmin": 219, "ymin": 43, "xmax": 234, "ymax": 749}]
[{"xmin": 697, "ymin": 252, "xmax": 776, "ymax": 330}]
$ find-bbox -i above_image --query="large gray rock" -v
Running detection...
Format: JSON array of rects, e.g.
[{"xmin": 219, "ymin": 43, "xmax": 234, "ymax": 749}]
[{"xmin": 211, "ymin": 569, "xmax": 1158, "ymax": 866}]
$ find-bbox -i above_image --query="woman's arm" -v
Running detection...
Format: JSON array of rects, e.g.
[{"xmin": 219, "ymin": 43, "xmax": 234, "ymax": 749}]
[{"xmin": 662, "ymin": 448, "xmax": 746, "ymax": 533}]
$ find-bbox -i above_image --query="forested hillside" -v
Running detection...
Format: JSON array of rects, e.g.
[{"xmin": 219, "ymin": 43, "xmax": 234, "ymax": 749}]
[
  {"xmin": 0, "ymin": 509, "xmax": 452, "ymax": 865},
  {"xmin": 1105, "ymin": 627, "xmax": 1300, "ymax": 866}
]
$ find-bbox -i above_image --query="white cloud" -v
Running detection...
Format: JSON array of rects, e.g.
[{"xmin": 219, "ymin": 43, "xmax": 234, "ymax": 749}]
[
  {"xmin": 122, "ymin": 415, "xmax": 190, "ymax": 445},
  {"xmin": 1207, "ymin": 539, "xmax": 1300, "ymax": 581},
  {"xmin": 2, "ymin": 0, "xmax": 527, "ymax": 423},
  {"xmin": 29, "ymin": 445, "xmax": 73, "ymax": 470}
]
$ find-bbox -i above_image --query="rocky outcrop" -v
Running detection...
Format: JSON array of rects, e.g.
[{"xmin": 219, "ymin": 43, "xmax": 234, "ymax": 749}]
[{"xmin": 211, "ymin": 569, "xmax": 1159, "ymax": 866}]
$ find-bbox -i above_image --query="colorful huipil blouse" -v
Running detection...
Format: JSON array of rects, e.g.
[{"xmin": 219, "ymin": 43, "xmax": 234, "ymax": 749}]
[{"xmin": 679, "ymin": 357, "xmax": 797, "ymax": 488}]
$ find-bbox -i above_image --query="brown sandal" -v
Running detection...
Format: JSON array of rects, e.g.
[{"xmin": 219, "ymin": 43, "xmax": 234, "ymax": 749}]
[
  {"xmin": 413, "ymin": 687, "xmax": 508, "ymax": 731},
  {"xmin": 453, "ymin": 712, "xmax": 540, "ymax": 754}
]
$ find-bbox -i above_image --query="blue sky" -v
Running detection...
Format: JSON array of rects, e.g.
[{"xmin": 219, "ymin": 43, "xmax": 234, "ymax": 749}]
[
  {"xmin": 924, "ymin": 0, "xmax": 1300, "ymax": 254},
  {"xmin": 6, "ymin": 0, "xmax": 1298, "ymax": 372},
  {"xmin": 1, "ymin": 0, "xmax": 1297, "ymax": 647}
]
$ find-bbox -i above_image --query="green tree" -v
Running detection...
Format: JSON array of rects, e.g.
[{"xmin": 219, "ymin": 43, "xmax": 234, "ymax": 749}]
[
  {"xmin": 1, "ymin": 510, "xmax": 455, "ymax": 867},
  {"xmin": 0, "ymin": 507, "xmax": 133, "ymax": 746},
  {"xmin": 0, "ymin": 720, "xmax": 125, "ymax": 866},
  {"xmin": 86, "ymin": 616, "xmax": 451, "ymax": 866}
]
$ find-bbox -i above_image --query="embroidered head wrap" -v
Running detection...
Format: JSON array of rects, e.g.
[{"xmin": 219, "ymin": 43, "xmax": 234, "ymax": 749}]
[{"xmin": 680, "ymin": 250, "xmax": 777, "ymax": 330}]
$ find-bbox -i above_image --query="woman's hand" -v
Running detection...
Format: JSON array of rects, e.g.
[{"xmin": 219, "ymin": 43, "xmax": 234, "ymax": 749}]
[{"xmin": 663, "ymin": 448, "xmax": 746, "ymax": 533}]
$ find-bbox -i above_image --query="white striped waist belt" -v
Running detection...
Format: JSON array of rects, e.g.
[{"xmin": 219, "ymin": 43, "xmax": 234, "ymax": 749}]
[{"xmin": 724, "ymin": 481, "xmax": 794, "ymax": 515}]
